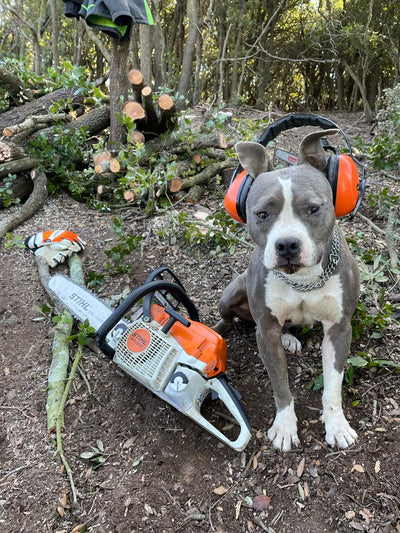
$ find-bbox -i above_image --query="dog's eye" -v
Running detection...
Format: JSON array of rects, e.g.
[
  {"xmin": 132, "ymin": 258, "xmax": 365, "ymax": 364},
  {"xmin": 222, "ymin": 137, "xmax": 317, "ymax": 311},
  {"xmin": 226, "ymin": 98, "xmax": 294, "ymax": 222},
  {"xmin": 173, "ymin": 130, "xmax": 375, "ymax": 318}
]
[
  {"xmin": 256, "ymin": 211, "xmax": 269, "ymax": 220},
  {"xmin": 307, "ymin": 205, "xmax": 320, "ymax": 215}
]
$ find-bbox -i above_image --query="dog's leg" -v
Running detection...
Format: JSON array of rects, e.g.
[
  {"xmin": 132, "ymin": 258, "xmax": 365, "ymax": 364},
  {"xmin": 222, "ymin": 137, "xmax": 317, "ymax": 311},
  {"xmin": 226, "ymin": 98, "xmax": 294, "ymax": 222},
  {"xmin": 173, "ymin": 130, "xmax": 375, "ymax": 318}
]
[
  {"xmin": 257, "ymin": 323, "xmax": 300, "ymax": 451},
  {"xmin": 321, "ymin": 320, "xmax": 358, "ymax": 448},
  {"xmin": 213, "ymin": 271, "xmax": 252, "ymax": 335}
]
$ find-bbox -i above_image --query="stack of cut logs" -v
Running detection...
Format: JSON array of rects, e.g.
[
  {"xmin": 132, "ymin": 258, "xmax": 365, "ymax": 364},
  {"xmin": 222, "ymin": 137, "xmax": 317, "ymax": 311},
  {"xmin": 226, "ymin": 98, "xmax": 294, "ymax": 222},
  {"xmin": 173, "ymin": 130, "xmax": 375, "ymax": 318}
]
[
  {"xmin": 94, "ymin": 68, "xmax": 234, "ymax": 205},
  {"xmin": 122, "ymin": 69, "xmax": 176, "ymax": 141},
  {"xmin": 0, "ymin": 68, "xmax": 235, "ymax": 209}
]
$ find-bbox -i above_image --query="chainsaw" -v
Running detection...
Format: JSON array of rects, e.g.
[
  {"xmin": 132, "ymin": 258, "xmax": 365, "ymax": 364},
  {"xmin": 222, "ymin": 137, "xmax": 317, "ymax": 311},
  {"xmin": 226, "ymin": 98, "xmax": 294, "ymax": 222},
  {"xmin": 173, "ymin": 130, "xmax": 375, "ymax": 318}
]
[{"xmin": 48, "ymin": 267, "xmax": 252, "ymax": 451}]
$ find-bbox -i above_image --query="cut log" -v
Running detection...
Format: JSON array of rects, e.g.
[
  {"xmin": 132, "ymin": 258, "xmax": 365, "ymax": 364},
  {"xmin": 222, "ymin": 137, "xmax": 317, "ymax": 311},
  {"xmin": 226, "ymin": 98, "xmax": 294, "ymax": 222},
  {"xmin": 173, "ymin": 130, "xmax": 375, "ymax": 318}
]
[
  {"xmin": 110, "ymin": 158, "xmax": 127, "ymax": 173},
  {"xmin": 168, "ymin": 178, "xmax": 183, "ymax": 193},
  {"xmin": 93, "ymin": 151, "xmax": 112, "ymax": 166},
  {"xmin": 122, "ymin": 101, "xmax": 146, "ymax": 122},
  {"xmin": 0, "ymin": 157, "xmax": 37, "ymax": 178},
  {"xmin": 123, "ymin": 190, "xmax": 135, "ymax": 202},
  {"xmin": 0, "ymin": 174, "xmax": 33, "ymax": 208},
  {"xmin": 186, "ymin": 185, "xmax": 205, "ymax": 204},
  {"xmin": 3, "ymin": 113, "xmax": 72, "ymax": 138},
  {"xmin": 158, "ymin": 94, "xmax": 174, "ymax": 112},
  {"xmin": 141, "ymin": 86, "xmax": 159, "ymax": 133},
  {"xmin": 0, "ymin": 170, "xmax": 48, "ymax": 239},
  {"xmin": 128, "ymin": 69, "xmax": 144, "ymax": 101},
  {"xmin": 128, "ymin": 130, "xmax": 145, "ymax": 145},
  {"xmin": 158, "ymin": 94, "xmax": 176, "ymax": 132},
  {"xmin": 193, "ymin": 153, "xmax": 202, "ymax": 164},
  {"xmin": 0, "ymin": 87, "xmax": 84, "ymax": 132},
  {"xmin": 94, "ymin": 161, "xmax": 111, "ymax": 174},
  {"xmin": 0, "ymin": 141, "xmax": 26, "ymax": 162}
]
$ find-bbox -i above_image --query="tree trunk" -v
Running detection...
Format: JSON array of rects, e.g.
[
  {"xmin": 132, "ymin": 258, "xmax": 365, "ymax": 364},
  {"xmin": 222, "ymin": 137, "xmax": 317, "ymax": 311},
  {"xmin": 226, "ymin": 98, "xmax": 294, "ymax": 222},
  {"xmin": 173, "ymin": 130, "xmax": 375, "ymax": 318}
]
[
  {"xmin": 152, "ymin": 0, "xmax": 166, "ymax": 87},
  {"xmin": 109, "ymin": 39, "xmax": 130, "ymax": 148},
  {"xmin": 139, "ymin": 24, "xmax": 153, "ymax": 85},
  {"xmin": 48, "ymin": 0, "xmax": 60, "ymax": 71},
  {"xmin": 177, "ymin": 0, "xmax": 199, "ymax": 106}
]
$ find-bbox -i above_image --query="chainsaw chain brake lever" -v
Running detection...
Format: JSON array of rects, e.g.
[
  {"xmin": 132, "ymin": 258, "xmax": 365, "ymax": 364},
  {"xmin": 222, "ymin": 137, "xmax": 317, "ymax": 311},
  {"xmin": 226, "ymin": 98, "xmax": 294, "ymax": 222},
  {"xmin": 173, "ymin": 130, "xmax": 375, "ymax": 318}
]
[
  {"xmin": 143, "ymin": 267, "xmax": 187, "ymax": 314},
  {"xmin": 96, "ymin": 279, "xmax": 199, "ymax": 359}
]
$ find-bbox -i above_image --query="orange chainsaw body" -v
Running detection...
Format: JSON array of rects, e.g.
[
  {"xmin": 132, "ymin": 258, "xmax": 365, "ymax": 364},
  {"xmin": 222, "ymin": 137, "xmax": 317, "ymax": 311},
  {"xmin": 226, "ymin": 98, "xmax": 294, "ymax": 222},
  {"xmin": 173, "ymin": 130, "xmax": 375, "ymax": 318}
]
[{"xmin": 150, "ymin": 305, "xmax": 227, "ymax": 377}]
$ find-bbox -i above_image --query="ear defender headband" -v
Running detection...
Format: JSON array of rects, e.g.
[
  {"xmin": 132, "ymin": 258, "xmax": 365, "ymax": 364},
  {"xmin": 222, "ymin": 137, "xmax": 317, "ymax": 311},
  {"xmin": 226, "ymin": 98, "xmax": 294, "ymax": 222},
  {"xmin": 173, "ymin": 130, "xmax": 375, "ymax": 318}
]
[{"xmin": 224, "ymin": 113, "xmax": 366, "ymax": 223}]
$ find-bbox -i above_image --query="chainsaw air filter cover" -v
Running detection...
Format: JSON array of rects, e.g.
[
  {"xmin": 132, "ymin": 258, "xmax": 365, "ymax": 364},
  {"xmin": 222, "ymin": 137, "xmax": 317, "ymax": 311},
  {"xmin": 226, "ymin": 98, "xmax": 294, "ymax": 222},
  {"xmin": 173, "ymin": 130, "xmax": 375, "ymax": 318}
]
[{"xmin": 114, "ymin": 320, "xmax": 184, "ymax": 391}]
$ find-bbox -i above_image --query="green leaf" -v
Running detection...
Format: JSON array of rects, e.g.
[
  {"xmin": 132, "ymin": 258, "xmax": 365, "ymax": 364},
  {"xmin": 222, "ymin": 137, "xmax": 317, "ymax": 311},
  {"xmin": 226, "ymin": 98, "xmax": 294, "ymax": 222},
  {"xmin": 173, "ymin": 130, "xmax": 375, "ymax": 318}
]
[{"xmin": 347, "ymin": 356, "xmax": 369, "ymax": 367}]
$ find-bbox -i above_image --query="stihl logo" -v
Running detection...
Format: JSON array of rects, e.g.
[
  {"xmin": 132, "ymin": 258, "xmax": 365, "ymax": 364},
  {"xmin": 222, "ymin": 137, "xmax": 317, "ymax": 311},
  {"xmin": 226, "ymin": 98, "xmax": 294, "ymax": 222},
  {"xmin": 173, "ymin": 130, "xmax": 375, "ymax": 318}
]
[
  {"xmin": 127, "ymin": 328, "xmax": 151, "ymax": 352},
  {"xmin": 70, "ymin": 292, "xmax": 91, "ymax": 311}
]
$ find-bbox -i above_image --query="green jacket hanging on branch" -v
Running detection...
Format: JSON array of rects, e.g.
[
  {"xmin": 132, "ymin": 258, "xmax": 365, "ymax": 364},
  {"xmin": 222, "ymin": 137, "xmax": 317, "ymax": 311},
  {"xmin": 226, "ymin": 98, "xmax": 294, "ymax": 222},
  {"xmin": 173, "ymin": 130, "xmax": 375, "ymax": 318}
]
[{"xmin": 63, "ymin": 0, "xmax": 154, "ymax": 39}]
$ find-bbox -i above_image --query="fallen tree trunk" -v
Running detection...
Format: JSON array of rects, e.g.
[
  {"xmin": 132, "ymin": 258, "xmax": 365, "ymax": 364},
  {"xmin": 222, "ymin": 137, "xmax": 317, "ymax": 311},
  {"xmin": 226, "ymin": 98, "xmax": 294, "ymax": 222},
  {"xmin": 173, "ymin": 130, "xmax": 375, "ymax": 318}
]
[
  {"xmin": 28, "ymin": 106, "xmax": 111, "ymax": 144},
  {"xmin": 139, "ymin": 131, "xmax": 229, "ymax": 165},
  {"xmin": 3, "ymin": 113, "xmax": 72, "ymax": 138},
  {"xmin": 0, "ymin": 141, "xmax": 27, "ymax": 162},
  {"xmin": 0, "ymin": 170, "xmax": 47, "ymax": 239},
  {"xmin": 0, "ymin": 66, "xmax": 31, "ymax": 103},
  {"xmin": 0, "ymin": 87, "xmax": 84, "ymax": 132},
  {"xmin": 0, "ymin": 157, "xmax": 37, "ymax": 178}
]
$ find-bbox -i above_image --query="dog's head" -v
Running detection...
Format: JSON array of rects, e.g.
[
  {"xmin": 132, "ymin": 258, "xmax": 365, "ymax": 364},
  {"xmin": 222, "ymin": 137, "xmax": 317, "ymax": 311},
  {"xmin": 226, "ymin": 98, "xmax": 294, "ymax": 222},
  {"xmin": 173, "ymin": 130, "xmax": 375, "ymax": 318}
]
[{"xmin": 236, "ymin": 130, "xmax": 338, "ymax": 274}]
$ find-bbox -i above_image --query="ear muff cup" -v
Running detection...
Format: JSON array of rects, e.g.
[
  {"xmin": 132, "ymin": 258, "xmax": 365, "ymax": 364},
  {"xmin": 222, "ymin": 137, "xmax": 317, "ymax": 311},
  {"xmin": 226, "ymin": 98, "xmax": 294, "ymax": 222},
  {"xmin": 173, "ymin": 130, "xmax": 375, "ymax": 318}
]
[
  {"xmin": 224, "ymin": 169, "xmax": 254, "ymax": 223},
  {"xmin": 327, "ymin": 154, "xmax": 360, "ymax": 217},
  {"xmin": 225, "ymin": 113, "xmax": 366, "ymax": 223}
]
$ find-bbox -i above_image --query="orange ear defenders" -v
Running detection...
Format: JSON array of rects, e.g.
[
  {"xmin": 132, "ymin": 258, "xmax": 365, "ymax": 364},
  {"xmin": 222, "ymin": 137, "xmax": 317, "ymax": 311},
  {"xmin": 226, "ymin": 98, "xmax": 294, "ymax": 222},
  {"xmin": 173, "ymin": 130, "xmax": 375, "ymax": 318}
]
[{"xmin": 224, "ymin": 113, "xmax": 366, "ymax": 222}]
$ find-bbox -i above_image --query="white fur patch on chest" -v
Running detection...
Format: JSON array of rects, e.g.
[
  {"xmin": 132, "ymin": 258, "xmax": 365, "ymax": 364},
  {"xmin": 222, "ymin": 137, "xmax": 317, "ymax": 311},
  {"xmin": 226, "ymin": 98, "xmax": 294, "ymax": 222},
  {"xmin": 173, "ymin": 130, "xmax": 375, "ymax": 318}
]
[{"xmin": 265, "ymin": 272, "xmax": 344, "ymax": 326}]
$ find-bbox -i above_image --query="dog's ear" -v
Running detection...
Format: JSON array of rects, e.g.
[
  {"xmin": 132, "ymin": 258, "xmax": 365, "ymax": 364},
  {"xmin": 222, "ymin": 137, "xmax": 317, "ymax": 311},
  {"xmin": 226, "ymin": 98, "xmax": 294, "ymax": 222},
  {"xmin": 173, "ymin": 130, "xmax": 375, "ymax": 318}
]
[
  {"xmin": 297, "ymin": 129, "xmax": 339, "ymax": 172},
  {"xmin": 235, "ymin": 141, "xmax": 272, "ymax": 177}
]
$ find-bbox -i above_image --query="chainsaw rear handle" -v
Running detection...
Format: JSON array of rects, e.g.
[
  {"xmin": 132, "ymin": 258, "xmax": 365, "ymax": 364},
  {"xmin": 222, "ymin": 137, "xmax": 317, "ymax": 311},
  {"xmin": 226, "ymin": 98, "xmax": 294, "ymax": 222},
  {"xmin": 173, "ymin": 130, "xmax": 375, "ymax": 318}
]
[
  {"xmin": 187, "ymin": 374, "xmax": 252, "ymax": 451},
  {"xmin": 96, "ymin": 280, "xmax": 199, "ymax": 359}
]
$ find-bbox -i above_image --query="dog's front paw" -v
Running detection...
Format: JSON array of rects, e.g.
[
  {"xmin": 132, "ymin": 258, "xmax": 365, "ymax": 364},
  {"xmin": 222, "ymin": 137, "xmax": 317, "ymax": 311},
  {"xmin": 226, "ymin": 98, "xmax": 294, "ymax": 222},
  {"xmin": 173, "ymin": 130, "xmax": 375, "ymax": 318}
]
[
  {"xmin": 322, "ymin": 411, "xmax": 358, "ymax": 449},
  {"xmin": 281, "ymin": 333, "xmax": 302, "ymax": 354},
  {"xmin": 267, "ymin": 402, "xmax": 300, "ymax": 451}
]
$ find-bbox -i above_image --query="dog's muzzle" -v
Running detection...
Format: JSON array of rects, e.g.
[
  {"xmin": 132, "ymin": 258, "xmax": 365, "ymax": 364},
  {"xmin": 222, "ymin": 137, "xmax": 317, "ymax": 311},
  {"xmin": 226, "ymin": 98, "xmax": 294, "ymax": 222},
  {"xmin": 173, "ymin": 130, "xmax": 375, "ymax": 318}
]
[{"xmin": 273, "ymin": 237, "xmax": 303, "ymax": 273}]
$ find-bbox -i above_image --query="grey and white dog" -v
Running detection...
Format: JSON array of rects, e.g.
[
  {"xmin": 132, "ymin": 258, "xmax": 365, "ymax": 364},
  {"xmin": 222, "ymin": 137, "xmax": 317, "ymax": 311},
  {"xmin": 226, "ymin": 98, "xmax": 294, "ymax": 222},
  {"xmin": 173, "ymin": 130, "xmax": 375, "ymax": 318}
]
[{"xmin": 215, "ymin": 130, "xmax": 360, "ymax": 451}]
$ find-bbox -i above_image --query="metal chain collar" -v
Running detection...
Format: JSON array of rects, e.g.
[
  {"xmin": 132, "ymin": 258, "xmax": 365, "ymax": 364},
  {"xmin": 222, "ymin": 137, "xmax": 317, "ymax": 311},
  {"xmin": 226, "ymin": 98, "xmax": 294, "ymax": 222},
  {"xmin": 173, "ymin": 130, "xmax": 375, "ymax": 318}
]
[{"xmin": 272, "ymin": 226, "xmax": 341, "ymax": 292}]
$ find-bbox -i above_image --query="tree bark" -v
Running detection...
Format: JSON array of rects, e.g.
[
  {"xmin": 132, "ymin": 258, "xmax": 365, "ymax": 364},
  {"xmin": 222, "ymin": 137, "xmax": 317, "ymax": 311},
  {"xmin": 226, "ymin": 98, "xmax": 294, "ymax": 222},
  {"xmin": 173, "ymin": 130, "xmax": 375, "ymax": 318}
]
[
  {"xmin": 29, "ymin": 106, "xmax": 111, "ymax": 144},
  {"xmin": 109, "ymin": 39, "xmax": 130, "ymax": 148},
  {"xmin": 177, "ymin": 0, "xmax": 199, "ymax": 106},
  {"xmin": 0, "ymin": 88, "xmax": 84, "ymax": 132},
  {"xmin": 0, "ymin": 170, "xmax": 47, "ymax": 239},
  {"xmin": 0, "ymin": 66, "xmax": 30, "ymax": 103}
]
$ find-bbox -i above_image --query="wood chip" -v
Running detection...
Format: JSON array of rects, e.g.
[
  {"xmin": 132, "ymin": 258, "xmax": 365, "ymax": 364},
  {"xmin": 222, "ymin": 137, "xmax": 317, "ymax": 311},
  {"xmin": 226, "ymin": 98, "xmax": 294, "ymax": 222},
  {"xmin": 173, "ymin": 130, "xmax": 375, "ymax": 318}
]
[{"xmin": 213, "ymin": 485, "xmax": 229, "ymax": 495}]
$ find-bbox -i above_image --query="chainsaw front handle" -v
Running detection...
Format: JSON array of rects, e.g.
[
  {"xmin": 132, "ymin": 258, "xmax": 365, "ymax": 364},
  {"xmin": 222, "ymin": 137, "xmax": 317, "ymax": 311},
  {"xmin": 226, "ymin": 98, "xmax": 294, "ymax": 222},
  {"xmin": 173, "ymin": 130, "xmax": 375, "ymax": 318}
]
[{"xmin": 96, "ymin": 280, "xmax": 199, "ymax": 358}]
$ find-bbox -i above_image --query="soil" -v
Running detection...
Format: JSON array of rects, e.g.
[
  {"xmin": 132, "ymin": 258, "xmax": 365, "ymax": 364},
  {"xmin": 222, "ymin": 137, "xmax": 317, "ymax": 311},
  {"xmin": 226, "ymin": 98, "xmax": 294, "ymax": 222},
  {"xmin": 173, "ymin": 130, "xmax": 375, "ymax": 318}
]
[{"xmin": 0, "ymin": 112, "xmax": 399, "ymax": 533}]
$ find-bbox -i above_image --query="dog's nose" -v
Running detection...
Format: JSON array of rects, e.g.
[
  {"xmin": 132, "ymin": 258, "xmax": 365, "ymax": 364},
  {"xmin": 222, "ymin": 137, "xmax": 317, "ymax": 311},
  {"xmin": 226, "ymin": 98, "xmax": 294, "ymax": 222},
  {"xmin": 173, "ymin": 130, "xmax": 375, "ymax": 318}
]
[{"xmin": 275, "ymin": 237, "xmax": 301, "ymax": 259}]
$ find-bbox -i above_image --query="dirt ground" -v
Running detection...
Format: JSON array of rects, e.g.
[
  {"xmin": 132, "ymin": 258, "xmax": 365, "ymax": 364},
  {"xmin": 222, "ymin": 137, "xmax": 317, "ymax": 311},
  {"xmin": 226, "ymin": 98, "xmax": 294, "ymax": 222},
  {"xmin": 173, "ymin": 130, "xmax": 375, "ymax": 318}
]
[{"xmin": 1, "ymin": 112, "xmax": 399, "ymax": 533}]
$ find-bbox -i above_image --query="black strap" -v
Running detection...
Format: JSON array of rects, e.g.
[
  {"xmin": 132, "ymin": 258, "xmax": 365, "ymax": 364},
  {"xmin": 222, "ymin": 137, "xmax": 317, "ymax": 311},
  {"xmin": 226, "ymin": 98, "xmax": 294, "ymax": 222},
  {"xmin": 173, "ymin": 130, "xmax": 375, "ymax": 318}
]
[{"xmin": 257, "ymin": 113, "xmax": 353, "ymax": 156}]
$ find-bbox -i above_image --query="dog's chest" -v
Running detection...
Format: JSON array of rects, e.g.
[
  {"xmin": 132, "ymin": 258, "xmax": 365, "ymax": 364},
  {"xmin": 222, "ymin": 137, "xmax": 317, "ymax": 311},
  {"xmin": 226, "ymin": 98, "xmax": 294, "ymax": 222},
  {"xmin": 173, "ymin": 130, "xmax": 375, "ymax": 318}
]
[{"xmin": 265, "ymin": 273, "xmax": 344, "ymax": 326}]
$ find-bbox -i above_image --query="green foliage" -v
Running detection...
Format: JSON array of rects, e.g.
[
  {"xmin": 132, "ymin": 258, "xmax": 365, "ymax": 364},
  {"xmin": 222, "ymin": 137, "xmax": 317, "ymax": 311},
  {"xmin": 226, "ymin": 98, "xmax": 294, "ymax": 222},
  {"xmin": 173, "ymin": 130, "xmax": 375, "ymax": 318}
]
[
  {"xmin": 79, "ymin": 440, "xmax": 109, "ymax": 469},
  {"xmin": 3, "ymin": 233, "xmax": 25, "ymax": 249},
  {"xmin": 68, "ymin": 319, "xmax": 96, "ymax": 346},
  {"xmin": 369, "ymin": 84, "xmax": 400, "ymax": 170},
  {"xmin": 27, "ymin": 125, "xmax": 91, "ymax": 197},
  {"xmin": 0, "ymin": 174, "xmax": 21, "ymax": 208},
  {"xmin": 103, "ymin": 217, "xmax": 143, "ymax": 275},
  {"xmin": 367, "ymin": 187, "xmax": 400, "ymax": 218},
  {"xmin": 345, "ymin": 353, "xmax": 400, "ymax": 387},
  {"xmin": 178, "ymin": 209, "xmax": 253, "ymax": 256}
]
